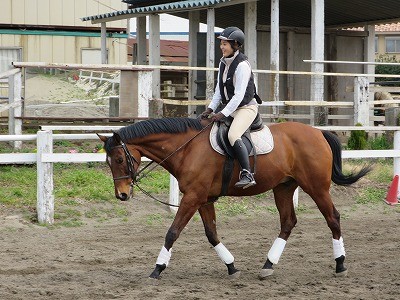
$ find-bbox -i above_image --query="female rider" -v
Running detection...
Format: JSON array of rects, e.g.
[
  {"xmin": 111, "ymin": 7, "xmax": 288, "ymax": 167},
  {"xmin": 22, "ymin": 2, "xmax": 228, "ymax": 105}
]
[{"xmin": 202, "ymin": 26, "xmax": 259, "ymax": 189}]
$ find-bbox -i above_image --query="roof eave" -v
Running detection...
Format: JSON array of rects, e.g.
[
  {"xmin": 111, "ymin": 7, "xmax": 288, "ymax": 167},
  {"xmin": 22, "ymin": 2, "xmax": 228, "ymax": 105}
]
[{"xmin": 81, "ymin": 0, "xmax": 253, "ymax": 24}]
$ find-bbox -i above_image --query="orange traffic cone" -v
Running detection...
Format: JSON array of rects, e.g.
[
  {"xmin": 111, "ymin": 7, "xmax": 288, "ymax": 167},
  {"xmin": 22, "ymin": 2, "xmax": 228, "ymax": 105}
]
[{"xmin": 385, "ymin": 175, "xmax": 400, "ymax": 205}]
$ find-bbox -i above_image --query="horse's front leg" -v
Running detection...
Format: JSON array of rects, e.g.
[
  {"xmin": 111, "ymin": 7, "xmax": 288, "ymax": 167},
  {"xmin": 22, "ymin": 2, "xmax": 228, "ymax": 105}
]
[
  {"xmin": 149, "ymin": 194, "xmax": 201, "ymax": 280},
  {"xmin": 198, "ymin": 202, "xmax": 240, "ymax": 279}
]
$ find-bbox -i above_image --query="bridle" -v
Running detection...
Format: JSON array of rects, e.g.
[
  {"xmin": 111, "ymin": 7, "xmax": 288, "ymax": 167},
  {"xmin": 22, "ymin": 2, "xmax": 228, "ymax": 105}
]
[
  {"xmin": 106, "ymin": 121, "xmax": 213, "ymax": 207},
  {"xmin": 107, "ymin": 140, "xmax": 141, "ymax": 182}
]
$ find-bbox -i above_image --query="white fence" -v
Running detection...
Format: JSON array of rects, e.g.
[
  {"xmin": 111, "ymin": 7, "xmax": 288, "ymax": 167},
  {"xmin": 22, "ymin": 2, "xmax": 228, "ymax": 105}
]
[{"xmin": 1, "ymin": 125, "xmax": 400, "ymax": 225}]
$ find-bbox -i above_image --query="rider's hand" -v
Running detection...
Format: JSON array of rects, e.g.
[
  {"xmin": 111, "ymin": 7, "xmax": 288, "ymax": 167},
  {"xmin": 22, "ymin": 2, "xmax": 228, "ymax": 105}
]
[
  {"xmin": 200, "ymin": 108, "xmax": 213, "ymax": 119},
  {"xmin": 210, "ymin": 112, "xmax": 225, "ymax": 122}
]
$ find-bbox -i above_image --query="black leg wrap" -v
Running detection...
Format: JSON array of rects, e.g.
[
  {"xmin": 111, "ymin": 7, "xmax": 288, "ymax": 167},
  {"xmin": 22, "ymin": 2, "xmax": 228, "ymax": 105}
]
[
  {"xmin": 149, "ymin": 264, "xmax": 166, "ymax": 279},
  {"xmin": 226, "ymin": 262, "xmax": 239, "ymax": 275},
  {"xmin": 262, "ymin": 259, "xmax": 274, "ymax": 270},
  {"xmin": 335, "ymin": 255, "xmax": 347, "ymax": 273}
]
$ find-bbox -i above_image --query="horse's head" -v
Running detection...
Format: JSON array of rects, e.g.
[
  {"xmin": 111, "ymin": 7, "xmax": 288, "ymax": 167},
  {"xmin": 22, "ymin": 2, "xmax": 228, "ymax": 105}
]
[{"xmin": 98, "ymin": 132, "xmax": 141, "ymax": 201}]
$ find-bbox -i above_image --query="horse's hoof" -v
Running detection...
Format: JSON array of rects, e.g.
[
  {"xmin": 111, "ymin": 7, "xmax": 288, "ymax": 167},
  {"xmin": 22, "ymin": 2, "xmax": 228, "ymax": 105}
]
[
  {"xmin": 229, "ymin": 270, "xmax": 241, "ymax": 280},
  {"xmin": 335, "ymin": 269, "xmax": 348, "ymax": 277},
  {"xmin": 259, "ymin": 268, "xmax": 274, "ymax": 280},
  {"xmin": 147, "ymin": 276, "xmax": 160, "ymax": 285}
]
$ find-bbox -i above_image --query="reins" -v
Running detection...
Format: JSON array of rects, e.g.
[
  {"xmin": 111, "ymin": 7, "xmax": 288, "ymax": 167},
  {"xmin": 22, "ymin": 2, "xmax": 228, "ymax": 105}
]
[{"xmin": 113, "ymin": 121, "xmax": 214, "ymax": 208}]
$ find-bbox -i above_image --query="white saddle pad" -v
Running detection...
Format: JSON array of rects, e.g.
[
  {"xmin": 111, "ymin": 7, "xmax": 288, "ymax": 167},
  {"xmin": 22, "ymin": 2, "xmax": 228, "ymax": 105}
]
[{"xmin": 209, "ymin": 123, "xmax": 274, "ymax": 156}]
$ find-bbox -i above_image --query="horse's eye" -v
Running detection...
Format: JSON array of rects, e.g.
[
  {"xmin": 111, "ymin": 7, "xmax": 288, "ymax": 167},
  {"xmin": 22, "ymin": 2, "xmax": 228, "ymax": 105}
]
[{"xmin": 117, "ymin": 157, "xmax": 124, "ymax": 164}]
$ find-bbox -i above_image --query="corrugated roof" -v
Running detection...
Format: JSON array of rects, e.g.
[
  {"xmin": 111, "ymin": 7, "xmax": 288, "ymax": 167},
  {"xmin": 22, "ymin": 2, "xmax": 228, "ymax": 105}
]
[
  {"xmin": 82, "ymin": 0, "xmax": 400, "ymax": 29},
  {"xmin": 81, "ymin": 0, "xmax": 233, "ymax": 23}
]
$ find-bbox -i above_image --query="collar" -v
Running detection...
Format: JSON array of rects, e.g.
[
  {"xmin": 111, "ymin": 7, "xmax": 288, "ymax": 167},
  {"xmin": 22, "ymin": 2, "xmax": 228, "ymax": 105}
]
[{"xmin": 221, "ymin": 50, "xmax": 240, "ymax": 67}]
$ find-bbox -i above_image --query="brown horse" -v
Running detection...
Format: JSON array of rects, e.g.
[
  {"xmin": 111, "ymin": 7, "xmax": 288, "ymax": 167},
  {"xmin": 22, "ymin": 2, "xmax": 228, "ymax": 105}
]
[{"xmin": 98, "ymin": 118, "xmax": 370, "ymax": 280}]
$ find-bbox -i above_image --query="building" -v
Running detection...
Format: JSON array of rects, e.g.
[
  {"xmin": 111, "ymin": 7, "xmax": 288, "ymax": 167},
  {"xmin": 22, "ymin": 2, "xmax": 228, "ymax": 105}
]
[
  {"xmin": 0, "ymin": 0, "xmax": 129, "ymax": 73},
  {"xmin": 376, "ymin": 23, "xmax": 400, "ymax": 61}
]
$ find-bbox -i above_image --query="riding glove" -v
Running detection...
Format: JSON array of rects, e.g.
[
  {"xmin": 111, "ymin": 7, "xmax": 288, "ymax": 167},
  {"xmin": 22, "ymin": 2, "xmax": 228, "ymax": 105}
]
[
  {"xmin": 211, "ymin": 112, "xmax": 225, "ymax": 122},
  {"xmin": 200, "ymin": 108, "xmax": 213, "ymax": 119}
]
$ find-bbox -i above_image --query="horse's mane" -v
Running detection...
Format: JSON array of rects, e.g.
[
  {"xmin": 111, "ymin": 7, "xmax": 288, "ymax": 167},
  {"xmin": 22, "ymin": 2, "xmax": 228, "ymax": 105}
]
[{"xmin": 118, "ymin": 117, "xmax": 204, "ymax": 142}]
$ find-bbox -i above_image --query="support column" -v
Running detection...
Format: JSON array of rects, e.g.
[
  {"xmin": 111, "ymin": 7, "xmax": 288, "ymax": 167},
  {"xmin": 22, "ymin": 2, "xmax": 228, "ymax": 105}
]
[
  {"xmin": 101, "ymin": 22, "xmax": 108, "ymax": 64},
  {"xmin": 188, "ymin": 11, "xmax": 200, "ymax": 117},
  {"xmin": 364, "ymin": 24, "xmax": 376, "ymax": 126},
  {"xmin": 287, "ymin": 30, "xmax": 295, "ymax": 120},
  {"xmin": 149, "ymin": 14, "xmax": 161, "ymax": 99},
  {"xmin": 311, "ymin": 0, "xmax": 325, "ymax": 125},
  {"xmin": 245, "ymin": 1, "xmax": 258, "ymax": 83},
  {"xmin": 136, "ymin": 16, "xmax": 147, "ymax": 65},
  {"xmin": 270, "ymin": 0, "xmax": 279, "ymax": 115},
  {"xmin": 206, "ymin": 8, "xmax": 215, "ymax": 101}
]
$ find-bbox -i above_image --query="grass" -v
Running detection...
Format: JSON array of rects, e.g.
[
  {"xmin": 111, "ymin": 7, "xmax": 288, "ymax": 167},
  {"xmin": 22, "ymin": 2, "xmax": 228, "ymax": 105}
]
[{"xmin": 0, "ymin": 150, "xmax": 397, "ymax": 227}]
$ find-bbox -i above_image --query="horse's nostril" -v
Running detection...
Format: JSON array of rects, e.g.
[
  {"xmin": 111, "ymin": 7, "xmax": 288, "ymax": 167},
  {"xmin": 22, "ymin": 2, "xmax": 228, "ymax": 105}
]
[{"xmin": 117, "ymin": 193, "xmax": 128, "ymax": 201}]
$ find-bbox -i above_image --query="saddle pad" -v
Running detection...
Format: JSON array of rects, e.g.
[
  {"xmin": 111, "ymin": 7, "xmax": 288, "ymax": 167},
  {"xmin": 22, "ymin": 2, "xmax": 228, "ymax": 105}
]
[{"xmin": 209, "ymin": 123, "xmax": 274, "ymax": 156}]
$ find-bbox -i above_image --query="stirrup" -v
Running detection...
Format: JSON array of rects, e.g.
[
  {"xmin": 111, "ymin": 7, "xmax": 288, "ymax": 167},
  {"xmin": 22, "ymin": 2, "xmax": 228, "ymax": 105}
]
[{"xmin": 234, "ymin": 170, "xmax": 256, "ymax": 189}]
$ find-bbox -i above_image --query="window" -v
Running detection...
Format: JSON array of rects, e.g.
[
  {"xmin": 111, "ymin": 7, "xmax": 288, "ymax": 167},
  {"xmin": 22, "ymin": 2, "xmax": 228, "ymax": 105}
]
[
  {"xmin": 385, "ymin": 37, "xmax": 400, "ymax": 53},
  {"xmin": 375, "ymin": 37, "xmax": 378, "ymax": 53}
]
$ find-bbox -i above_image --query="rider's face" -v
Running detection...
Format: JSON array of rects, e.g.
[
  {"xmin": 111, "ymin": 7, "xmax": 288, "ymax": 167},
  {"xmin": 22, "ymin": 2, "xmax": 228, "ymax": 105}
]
[{"xmin": 220, "ymin": 40, "xmax": 234, "ymax": 57}]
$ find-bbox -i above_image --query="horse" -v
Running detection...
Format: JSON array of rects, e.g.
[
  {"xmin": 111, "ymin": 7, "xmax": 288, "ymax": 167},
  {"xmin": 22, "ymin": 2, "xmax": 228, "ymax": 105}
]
[{"xmin": 98, "ymin": 117, "xmax": 370, "ymax": 280}]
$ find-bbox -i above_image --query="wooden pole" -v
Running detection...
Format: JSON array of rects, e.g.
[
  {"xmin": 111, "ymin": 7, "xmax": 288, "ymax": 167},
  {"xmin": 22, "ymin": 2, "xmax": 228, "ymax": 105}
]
[
  {"xmin": 149, "ymin": 14, "xmax": 160, "ymax": 99},
  {"xmin": 136, "ymin": 16, "xmax": 147, "ymax": 65},
  {"xmin": 354, "ymin": 76, "xmax": 370, "ymax": 126},
  {"xmin": 37, "ymin": 130, "xmax": 54, "ymax": 225},
  {"xmin": 188, "ymin": 11, "xmax": 200, "ymax": 117},
  {"xmin": 8, "ymin": 70, "xmax": 22, "ymax": 149},
  {"xmin": 270, "ymin": 0, "xmax": 280, "ymax": 115},
  {"xmin": 311, "ymin": 0, "xmax": 325, "ymax": 125},
  {"xmin": 101, "ymin": 22, "xmax": 108, "ymax": 64},
  {"xmin": 206, "ymin": 8, "xmax": 215, "ymax": 101}
]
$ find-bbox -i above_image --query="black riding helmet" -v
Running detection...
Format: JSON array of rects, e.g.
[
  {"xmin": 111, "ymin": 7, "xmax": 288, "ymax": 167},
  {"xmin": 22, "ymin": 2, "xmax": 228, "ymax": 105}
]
[{"xmin": 217, "ymin": 26, "xmax": 245, "ymax": 46}]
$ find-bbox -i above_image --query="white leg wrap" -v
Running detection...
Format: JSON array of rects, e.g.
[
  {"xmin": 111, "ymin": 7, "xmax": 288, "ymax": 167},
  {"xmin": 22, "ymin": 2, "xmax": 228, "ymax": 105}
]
[
  {"xmin": 332, "ymin": 237, "xmax": 346, "ymax": 259},
  {"xmin": 267, "ymin": 238, "xmax": 287, "ymax": 265},
  {"xmin": 156, "ymin": 246, "xmax": 172, "ymax": 266},
  {"xmin": 214, "ymin": 243, "xmax": 234, "ymax": 264}
]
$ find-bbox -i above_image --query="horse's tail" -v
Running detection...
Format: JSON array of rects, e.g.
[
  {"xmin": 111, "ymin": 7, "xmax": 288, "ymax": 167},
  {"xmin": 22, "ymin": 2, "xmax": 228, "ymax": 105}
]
[{"xmin": 322, "ymin": 130, "xmax": 372, "ymax": 185}]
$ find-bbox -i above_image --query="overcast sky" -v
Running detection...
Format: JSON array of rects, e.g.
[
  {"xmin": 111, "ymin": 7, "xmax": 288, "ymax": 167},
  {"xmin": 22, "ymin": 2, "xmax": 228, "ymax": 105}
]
[{"xmin": 129, "ymin": 14, "xmax": 223, "ymax": 40}]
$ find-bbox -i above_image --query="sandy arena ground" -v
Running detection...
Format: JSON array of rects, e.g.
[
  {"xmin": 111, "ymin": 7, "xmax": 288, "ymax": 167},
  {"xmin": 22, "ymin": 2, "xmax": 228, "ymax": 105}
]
[{"xmin": 0, "ymin": 181, "xmax": 399, "ymax": 300}]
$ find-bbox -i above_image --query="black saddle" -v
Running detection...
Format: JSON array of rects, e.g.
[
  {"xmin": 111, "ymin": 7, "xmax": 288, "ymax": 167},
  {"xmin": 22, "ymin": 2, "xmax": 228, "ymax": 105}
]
[{"xmin": 216, "ymin": 113, "xmax": 263, "ymax": 158}]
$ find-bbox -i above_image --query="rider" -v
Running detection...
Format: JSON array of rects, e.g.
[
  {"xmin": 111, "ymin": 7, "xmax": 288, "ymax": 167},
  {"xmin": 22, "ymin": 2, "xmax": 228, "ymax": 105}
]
[{"xmin": 201, "ymin": 26, "xmax": 259, "ymax": 189}]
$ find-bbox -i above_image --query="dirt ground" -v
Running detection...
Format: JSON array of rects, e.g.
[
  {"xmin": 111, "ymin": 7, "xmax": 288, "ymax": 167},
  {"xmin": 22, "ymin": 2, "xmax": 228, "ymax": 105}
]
[{"xmin": 0, "ymin": 180, "xmax": 399, "ymax": 300}]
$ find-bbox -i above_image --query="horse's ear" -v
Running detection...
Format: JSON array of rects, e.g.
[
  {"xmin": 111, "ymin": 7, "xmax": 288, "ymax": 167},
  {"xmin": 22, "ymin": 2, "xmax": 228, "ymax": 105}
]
[
  {"xmin": 97, "ymin": 134, "xmax": 108, "ymax": 142},
  {"xmin": 112, "ymin": 131, "xmax": 122, "ymax": 144}
]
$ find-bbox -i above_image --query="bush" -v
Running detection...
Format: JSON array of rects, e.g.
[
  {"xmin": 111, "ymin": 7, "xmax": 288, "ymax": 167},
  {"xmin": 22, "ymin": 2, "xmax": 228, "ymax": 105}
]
[
  {"xmin": 368, "ymin": 135, "xmax": 391, "ymax": 150},
  {"xmin": 375, "ymin": 55, "xmax": 400, "ymax": 86},
  {"xmin": 347, "ymin": 123, "xmax": 367, "ymax": 150}
]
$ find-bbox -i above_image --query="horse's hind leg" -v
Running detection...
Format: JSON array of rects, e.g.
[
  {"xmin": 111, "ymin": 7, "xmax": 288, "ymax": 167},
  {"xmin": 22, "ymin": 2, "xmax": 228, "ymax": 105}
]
[
  {"xmin": 260, "ymin": 181, "xmax": 298, "ymax": 280},
  {"xmin": 198, "ymin": 202, "xmax": 241, "ymax": 278},
  {"xmin": 309, "ymin": 188, "xmax": 347, "ymax": 277}
]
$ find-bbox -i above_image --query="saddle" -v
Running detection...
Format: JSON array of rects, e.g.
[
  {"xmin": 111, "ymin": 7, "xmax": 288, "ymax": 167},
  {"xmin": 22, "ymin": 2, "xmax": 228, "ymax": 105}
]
[
  {"xmin": 216, "ymin": 113, "xmax": 263, "ymax": 159},
  {"xmin": 213, "ymin": 113, "xmax": 266, "ymax": 196}
]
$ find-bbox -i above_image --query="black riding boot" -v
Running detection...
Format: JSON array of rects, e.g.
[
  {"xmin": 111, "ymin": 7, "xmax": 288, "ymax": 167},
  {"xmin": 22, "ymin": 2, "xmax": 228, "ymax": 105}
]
[{"xmin": 232, "ymin": 139, "xmax": 256, "ymax": 189}]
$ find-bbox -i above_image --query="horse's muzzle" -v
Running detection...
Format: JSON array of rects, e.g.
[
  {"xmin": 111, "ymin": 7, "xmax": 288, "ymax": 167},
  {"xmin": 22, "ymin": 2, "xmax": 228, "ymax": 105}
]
[{"xmin": 117, "ymin": 192, "xmax": 129, "ymax": 201}]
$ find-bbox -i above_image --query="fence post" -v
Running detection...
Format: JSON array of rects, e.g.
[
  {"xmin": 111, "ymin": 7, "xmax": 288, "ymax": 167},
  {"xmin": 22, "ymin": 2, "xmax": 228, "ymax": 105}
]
[
  {"xmin": 353, "ymin": 76, "xmax": 370, "ymax": 125},
  {"xmin": 394, "ymin": 130, "xmax": 400, "ymax": 177},
  {"xmin": 169, "ymin": 175, "xmax": 180, "ymax": 214},
  {"xmin": 37, "ymin": 130, "xmax": 54, "ymax": 225},
  {"xmin": 8, "ymin": 70, "xmax": 22, "ymax": 149}
]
